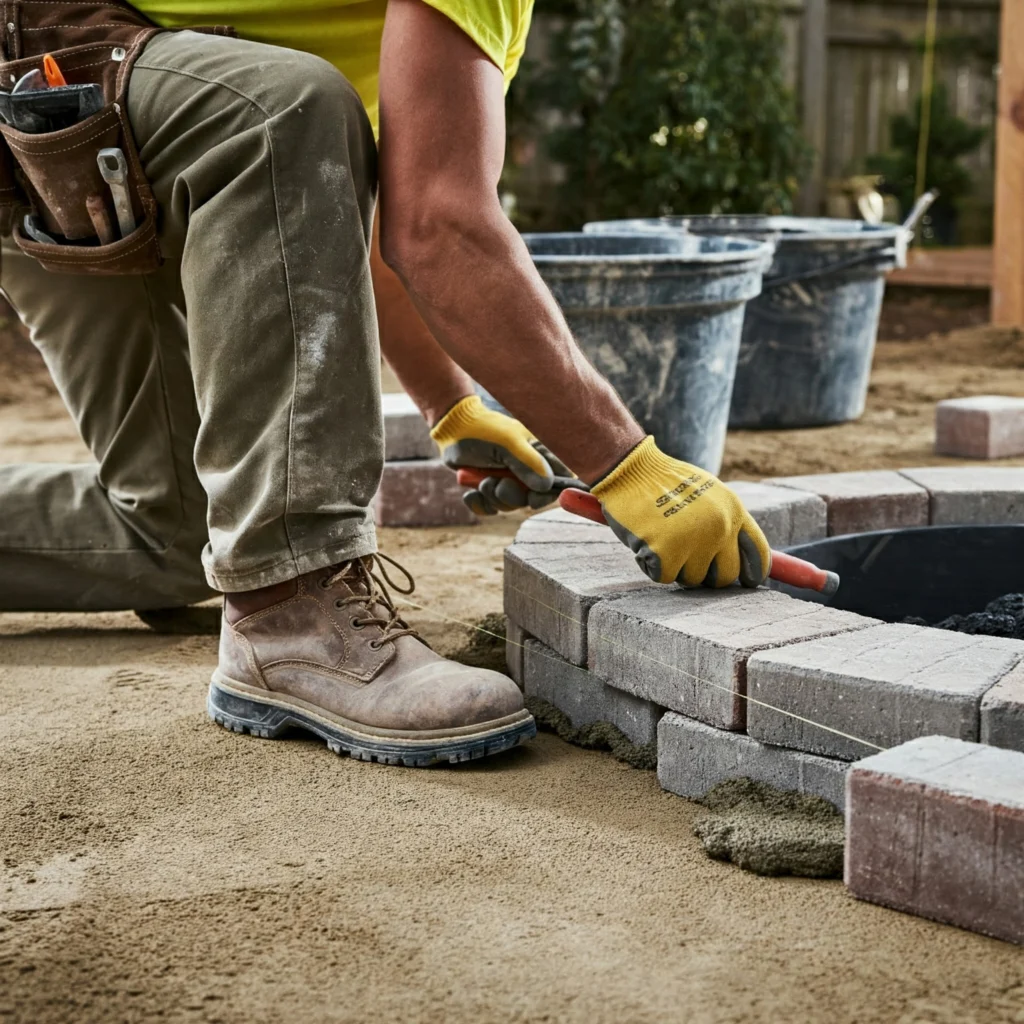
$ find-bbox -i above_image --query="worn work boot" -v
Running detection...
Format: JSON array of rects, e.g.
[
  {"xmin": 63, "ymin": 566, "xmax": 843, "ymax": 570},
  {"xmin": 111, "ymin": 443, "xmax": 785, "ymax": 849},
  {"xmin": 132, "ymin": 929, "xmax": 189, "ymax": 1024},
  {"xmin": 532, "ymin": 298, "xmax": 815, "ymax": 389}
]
[{"xmin": 208, "ymin": 555, "xmax": 535, "ymax": 766}]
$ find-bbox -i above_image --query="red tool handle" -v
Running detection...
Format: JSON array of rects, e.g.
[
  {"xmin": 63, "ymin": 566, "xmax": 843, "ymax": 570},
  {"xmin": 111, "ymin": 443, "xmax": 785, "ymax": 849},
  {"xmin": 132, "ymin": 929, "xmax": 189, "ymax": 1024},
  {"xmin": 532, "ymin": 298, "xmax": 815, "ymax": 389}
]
[
  {"xmin": 456, "ymin": 468, "xmax": 513, "ymax": 488},
  {"xmin": 456, "ymin": 470, "xmax": 838, "ymax": 597}
]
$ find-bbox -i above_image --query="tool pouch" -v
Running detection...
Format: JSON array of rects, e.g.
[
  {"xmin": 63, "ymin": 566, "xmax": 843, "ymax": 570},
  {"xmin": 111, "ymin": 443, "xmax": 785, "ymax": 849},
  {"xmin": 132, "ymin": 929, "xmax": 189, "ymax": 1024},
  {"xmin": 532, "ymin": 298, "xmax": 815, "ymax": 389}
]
[{"xmin": 0, "ymin": 2, "xmax": 230, "ymax": 274}]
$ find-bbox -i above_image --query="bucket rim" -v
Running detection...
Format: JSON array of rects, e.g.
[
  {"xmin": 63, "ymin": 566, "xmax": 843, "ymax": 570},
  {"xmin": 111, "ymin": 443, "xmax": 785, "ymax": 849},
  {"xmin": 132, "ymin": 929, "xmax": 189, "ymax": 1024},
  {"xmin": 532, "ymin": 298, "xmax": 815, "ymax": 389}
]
[
  {"xmin": 582, "ymin": 217, "xmax": 909, "ymax": 246},
  {"xmin": 522, "ymin": 231, "xmax": 775, "ymax": 266}
]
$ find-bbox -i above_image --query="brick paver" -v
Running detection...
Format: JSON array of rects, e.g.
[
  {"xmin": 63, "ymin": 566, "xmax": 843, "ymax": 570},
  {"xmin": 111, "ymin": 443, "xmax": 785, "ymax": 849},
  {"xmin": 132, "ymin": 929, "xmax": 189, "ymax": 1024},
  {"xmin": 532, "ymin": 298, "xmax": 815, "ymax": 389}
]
[
  {"xmin": 513, "ymin": 507, "xmax": 620, "ymax": 546},
  {"xmin": 588, "ymin": 588, "xmax": 875, "ymax": 730},
  {"xmin": 766, "ymin": 471, "xmax": 929, "ymax": 536},
  {"xmin": 935, "ymin": 395, "xmax": 1024, "ymax": 460},
  {"xmin": 748, "ymin": 624, "xmax": 1024, "ymax": 760},
  {"xmin": 657, "ymin": 712, "xmax": 848, "ymax": 810},
  {"xmin": 982, "ymin": 663, "xmax": 1024, "ymax": 754},
  {"xmin": 524, "ymin": 640, "xmax": 662, "ymax": 747},
  {"xmin": 899, "ymin": 466, "xmax": 1024, "ymax": 525},
  {"xmin": 374, "ymin": 460, "xmax": 475, "ymax": 527},
  {"xmin": 728, "ymin": 481, "xmax": 828, "ymax": 549},
  {"xmin": 382, "ymin": 392, "xmax": 435, "ymax": 461},
  {"xmin": 503, "ymin": 543, "xmax": 657, "ymax": 665},
  {"xmin": 846, "ymin": 736, "xmax": 1024, "ymax": 945},
  {"xmin": 505, "ymin": 618, "xmax": 528, "ymax": 688}
]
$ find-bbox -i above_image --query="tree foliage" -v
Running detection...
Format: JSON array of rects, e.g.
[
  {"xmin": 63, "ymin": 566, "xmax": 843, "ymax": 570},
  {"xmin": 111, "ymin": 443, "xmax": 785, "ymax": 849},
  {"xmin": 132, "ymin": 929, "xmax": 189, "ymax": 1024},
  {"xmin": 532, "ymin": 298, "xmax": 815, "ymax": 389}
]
[
  {"xmin": 865, "ymin": 82, "xmax": 988, "ymax": 227},
  {"xmin": 508, "ymin": 0, "xmax": 810, "ymax": 229}
]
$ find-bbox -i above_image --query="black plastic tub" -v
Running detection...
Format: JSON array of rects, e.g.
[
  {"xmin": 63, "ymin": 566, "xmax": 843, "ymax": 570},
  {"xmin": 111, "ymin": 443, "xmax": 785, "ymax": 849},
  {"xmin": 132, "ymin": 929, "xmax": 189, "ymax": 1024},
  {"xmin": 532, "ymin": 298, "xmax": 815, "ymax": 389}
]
[{"xmin": 771, "ymin": 525, "xmax": 1024, "ymax": 622}]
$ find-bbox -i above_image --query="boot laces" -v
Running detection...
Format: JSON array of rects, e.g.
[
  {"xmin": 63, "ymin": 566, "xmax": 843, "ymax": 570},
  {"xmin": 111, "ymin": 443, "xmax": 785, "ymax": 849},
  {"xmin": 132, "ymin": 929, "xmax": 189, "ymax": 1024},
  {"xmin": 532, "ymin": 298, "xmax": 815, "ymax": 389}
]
[{"xmin": 321, "ymin": 553, "xmax": 421, "ymax": 650}]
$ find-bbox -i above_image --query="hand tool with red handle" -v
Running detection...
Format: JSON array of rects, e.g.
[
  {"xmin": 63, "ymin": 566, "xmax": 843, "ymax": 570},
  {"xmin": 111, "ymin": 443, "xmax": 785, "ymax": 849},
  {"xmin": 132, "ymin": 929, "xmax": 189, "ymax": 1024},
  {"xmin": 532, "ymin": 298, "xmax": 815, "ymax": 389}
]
[{"xmin": 457, "ymin": 467, "xmax": 840, "ymax": 597}]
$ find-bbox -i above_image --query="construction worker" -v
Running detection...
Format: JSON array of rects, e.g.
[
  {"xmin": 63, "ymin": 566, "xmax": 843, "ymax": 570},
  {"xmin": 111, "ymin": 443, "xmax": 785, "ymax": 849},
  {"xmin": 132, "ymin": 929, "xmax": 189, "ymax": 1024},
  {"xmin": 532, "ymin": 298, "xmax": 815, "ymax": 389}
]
[{"xmin": 0, "ymin": 0, "xmax": 770, "ymax": 765}]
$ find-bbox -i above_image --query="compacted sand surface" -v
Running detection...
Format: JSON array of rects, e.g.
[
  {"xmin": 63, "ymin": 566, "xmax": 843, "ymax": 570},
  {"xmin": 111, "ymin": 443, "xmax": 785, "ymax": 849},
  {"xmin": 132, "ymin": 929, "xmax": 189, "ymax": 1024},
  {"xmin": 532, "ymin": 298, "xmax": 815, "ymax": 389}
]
[{"xmin": 3, "ymin": 317, "xmax": 1024, "ymax": 1023}]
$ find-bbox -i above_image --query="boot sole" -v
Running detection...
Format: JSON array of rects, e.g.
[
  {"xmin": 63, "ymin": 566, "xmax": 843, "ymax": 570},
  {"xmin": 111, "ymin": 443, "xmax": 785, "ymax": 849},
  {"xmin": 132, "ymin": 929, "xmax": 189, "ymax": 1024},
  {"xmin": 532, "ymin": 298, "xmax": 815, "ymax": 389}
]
[{"xmin": 207, "ymin": 674, "xmax": 536, "ymax": 767}]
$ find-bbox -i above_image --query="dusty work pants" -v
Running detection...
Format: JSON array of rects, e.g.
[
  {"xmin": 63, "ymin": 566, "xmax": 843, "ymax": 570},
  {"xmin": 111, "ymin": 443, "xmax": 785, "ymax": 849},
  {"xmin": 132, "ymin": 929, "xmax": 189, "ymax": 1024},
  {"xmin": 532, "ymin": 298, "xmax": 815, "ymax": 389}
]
[{"xmin": 0, "ymin": 31, "xmax": 382, "ymax": 611}]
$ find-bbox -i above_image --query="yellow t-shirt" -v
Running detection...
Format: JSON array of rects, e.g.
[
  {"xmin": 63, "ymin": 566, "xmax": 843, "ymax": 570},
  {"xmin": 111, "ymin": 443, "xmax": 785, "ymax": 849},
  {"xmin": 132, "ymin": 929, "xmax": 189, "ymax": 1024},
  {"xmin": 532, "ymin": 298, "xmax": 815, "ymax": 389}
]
[{"xmin": 131, "ymin": 0, "xmax": 533, "ymax": 133}]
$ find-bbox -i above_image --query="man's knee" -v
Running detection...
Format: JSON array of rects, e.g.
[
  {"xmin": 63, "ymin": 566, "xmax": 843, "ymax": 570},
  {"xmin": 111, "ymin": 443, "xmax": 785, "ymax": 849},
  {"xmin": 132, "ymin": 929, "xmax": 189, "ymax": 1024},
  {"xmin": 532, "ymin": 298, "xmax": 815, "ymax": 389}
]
[
  {"xmin": 261, "ymin": 51, "xmax": 377, "ymax": 211},
  {"xmin": 263, "ymin": 50, "xmax": 371, "ymax": 143}
]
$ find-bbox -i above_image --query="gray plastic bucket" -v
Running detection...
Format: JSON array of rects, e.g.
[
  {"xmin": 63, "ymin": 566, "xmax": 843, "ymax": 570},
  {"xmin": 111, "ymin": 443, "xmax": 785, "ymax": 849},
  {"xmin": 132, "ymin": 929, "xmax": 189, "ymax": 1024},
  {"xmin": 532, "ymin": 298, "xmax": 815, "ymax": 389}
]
[
  {"xmin": 583, "ymin": 217, "xmax": 909, "ymax": 429},
  {"xmin": 524, "ymin": 231, "xmax": 773, "ymax": 473}
]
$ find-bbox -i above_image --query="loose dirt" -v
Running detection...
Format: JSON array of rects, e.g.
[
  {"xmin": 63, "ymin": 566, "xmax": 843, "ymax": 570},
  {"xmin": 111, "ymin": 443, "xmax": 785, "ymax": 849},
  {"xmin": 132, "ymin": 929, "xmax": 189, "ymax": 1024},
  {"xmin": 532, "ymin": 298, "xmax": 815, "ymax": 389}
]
[
  {"xmin": 906, "ymin": 592, "xmax": 1024, "ymax": 640},
  {"xmin": 3, "ymin": 313, "xmax": 1024, "ymax": 1023},
  {"xmin": 723, "ymin": 324, "xmax": 1024, "ymax": 479}
]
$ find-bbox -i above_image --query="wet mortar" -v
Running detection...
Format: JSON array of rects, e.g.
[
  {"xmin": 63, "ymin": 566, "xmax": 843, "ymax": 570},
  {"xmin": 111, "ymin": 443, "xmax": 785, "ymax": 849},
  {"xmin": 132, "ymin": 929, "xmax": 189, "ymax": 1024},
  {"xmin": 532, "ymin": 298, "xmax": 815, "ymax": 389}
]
[
  {"xmin": 524, "ymin": 696, "xmax": 658, "ymax": 770},
  {"xmin": 693, "ymin": 779, "xmax": 845, "ymax": 879}
]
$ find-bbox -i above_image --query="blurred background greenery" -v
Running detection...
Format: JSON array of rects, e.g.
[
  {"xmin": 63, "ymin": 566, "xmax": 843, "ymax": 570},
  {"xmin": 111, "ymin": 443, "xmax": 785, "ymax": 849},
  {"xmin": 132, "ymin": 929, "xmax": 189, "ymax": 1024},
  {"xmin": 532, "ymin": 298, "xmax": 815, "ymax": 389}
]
[{"xmin": 502, "ymin": 0, "xmax": 999, "ymax": 243}]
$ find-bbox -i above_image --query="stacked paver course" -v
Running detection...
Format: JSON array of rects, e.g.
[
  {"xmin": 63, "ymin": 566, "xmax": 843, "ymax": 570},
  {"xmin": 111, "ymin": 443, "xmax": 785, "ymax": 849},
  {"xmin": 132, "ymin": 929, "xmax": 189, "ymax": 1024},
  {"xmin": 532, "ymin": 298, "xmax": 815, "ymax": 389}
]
[
  {"xmin": 505, "ymin": 467, "xmax": 1024, "ymax": 814},
  {"xmin": 505, "ymin": 466, "xmax": 1024, "ymax": 943},
  {"xmin": 375, "ymin": 393, "xmax": 475, "ymax": 527}
]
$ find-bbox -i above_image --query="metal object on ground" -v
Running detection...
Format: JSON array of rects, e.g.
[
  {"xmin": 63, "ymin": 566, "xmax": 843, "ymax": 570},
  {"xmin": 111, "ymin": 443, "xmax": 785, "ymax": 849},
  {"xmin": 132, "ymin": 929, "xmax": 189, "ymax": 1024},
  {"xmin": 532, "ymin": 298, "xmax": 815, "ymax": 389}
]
[{"xmin": 97, "ymin": 147, "xmax": 136, "ymax": 238}]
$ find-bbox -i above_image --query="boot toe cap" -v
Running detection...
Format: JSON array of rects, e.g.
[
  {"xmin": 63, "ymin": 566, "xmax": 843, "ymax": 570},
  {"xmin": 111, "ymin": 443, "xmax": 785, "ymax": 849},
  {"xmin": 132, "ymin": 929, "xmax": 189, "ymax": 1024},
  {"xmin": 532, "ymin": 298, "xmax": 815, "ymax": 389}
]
[{"xmin": 397, "ymin": 662, "xmax": 525, "ymax": 731}]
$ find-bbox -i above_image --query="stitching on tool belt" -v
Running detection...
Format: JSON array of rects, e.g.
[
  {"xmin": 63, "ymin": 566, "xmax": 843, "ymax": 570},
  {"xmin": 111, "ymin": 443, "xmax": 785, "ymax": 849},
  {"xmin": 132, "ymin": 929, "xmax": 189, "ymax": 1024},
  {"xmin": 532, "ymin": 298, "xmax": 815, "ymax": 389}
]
[
  {"xmin": 1, "ymin": 43, "xmax": 118, "ymax": 62},
  {"xmin": 63, "ymin": 55, "xmax": 118, "ymax": 71},
  {"xmin": 114, "ymin": 79, "xmax": 151, "ymax": 206},
  {"xmin": 25, "ymin": 230, "xmax": 154, "ymax": 263},
  {"xmin": 21, "ymin": 22, "xmax": 135, "ymax": 30},
  {"xmin": 0, "ymin": 108, "xmax": 118, "ymax": 146},
  {"xmin": 3, "ymin": 122, "xmax": 118, "ymax": 154}
]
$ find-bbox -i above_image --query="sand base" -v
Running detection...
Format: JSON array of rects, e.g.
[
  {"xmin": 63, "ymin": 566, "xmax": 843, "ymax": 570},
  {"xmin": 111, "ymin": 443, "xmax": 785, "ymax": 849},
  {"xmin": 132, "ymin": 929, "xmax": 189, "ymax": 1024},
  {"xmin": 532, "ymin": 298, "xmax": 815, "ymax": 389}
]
[{"xmin": 4, "ymin": 318, "xmax": 1024, "ymax": 1022}]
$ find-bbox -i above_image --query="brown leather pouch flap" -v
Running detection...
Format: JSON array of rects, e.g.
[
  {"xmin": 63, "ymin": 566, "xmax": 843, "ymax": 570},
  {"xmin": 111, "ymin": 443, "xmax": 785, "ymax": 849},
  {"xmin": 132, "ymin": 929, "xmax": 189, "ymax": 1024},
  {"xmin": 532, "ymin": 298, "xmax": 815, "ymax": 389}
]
[{"xmin": 0, "ymin": 104, "xmax": 126, "ymax": 239}]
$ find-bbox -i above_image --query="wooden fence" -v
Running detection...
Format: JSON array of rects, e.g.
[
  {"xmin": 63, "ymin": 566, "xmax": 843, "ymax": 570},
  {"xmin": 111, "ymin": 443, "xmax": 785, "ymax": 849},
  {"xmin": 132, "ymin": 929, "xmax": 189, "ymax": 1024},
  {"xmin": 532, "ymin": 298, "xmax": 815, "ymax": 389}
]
[
  {"xmin": 790, "ymin": 0, "xmax": 1000, "ymax": 234},
  {"xmin": 512, "ymin": 0, "xmax": 1000, "ymax": 238}
]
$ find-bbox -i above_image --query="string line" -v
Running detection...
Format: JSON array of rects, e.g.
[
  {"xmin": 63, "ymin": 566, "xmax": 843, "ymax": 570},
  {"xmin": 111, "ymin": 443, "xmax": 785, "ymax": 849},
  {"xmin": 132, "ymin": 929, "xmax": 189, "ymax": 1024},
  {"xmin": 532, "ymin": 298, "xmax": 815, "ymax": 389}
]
[{"xmin": 397, "ymin": 586, "xmax": 885, "ymax": 754}]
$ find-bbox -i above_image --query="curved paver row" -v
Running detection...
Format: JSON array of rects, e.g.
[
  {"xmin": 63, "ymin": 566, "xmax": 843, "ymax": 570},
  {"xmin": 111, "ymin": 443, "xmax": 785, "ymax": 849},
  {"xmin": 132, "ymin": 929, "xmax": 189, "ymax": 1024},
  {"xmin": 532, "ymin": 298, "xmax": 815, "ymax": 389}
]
[{"xmin": 504, "ymin": 468, "xmax": 1024, "ymax": 812}]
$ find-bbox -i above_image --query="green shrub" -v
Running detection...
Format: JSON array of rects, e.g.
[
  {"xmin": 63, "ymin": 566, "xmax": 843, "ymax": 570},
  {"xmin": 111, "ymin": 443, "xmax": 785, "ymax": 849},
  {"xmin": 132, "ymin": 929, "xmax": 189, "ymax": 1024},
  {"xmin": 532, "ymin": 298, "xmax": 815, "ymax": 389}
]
[
  {"xmin": 506, "ymin": 0, "xmax": 810, "ymax": 230},
  {"xmin": 865, "ymin": 82, "xmax": 988, "ymax": 243}
]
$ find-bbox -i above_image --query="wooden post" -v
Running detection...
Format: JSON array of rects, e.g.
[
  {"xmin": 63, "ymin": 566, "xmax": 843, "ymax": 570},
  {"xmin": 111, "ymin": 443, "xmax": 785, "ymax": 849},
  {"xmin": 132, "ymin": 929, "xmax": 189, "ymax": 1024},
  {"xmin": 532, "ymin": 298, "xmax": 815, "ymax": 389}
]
[
  {"xmin": 798, "ymin": 0, "xmax": 829, "ymax": 216},
  {"xmin": 993, "ymin": 0, "xmax": 1024, "ymax": 326}
]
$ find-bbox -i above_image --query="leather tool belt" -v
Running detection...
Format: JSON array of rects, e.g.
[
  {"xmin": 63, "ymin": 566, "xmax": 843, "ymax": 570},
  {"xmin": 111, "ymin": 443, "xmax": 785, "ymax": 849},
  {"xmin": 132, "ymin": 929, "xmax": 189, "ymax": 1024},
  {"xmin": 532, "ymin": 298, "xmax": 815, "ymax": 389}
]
[{"xmin": 0, "ymin": 2, "xmax": 231, "ymax": 274}]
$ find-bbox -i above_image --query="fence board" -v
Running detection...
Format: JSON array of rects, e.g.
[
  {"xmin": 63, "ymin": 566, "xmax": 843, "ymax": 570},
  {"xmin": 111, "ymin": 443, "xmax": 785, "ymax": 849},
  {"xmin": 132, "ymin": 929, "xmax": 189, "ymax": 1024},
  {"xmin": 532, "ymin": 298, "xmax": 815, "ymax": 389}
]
[{"xmin": 799, "ymin": 0, "xmax": 999, "ymax": 224}]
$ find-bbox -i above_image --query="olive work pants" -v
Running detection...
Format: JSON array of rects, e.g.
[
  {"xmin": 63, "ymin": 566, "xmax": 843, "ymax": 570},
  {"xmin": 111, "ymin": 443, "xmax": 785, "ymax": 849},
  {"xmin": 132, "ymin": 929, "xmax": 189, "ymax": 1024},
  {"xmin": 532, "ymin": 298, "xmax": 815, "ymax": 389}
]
[{"xmin": 0, "ymin": 31, "xmax": 383, "ymax": 611}]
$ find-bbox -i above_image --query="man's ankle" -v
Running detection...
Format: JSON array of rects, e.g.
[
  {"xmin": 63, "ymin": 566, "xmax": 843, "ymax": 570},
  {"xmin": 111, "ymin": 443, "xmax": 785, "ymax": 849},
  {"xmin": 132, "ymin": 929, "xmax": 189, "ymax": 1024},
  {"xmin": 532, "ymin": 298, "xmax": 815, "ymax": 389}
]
[{"xmin": 223, "ymin": 576, "xmax": 299, "ymax": 625}]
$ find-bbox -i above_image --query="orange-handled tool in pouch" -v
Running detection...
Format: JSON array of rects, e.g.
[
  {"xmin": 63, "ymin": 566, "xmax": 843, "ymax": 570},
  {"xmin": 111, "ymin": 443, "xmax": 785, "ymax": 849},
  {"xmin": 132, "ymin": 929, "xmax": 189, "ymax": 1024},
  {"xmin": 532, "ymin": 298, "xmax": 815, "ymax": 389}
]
[
  {"xmin": 456, "ymin": 468, "xmax": 840, "ymax": 597},
  {"xmin": 43, "ymin": 54, "xmax": 67, "ymax": 88}
]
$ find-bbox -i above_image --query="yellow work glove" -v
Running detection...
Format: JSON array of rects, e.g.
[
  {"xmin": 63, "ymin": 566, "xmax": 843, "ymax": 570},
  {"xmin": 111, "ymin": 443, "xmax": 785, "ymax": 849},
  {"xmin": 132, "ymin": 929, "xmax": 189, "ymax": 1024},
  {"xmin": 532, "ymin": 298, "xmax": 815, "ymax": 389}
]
[
  {"xmin": 591, "ymin": 436, "xmax": 771, "ymax": 588},
  {"xmin": 431, "ymin": 395, "xmax": 582, "ymax": 516}
]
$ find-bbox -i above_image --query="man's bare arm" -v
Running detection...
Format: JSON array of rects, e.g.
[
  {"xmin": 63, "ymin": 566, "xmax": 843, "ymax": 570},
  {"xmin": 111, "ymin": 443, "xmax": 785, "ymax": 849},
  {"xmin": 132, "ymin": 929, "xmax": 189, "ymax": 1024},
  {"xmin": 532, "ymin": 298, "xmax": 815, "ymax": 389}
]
[
  {"xmin": 371, "ymin": 218, "xmax": 476, "ymax": 426},
  {"xmin": 376, "ymin": 0, "xmax": 644, "ymax": 483}
]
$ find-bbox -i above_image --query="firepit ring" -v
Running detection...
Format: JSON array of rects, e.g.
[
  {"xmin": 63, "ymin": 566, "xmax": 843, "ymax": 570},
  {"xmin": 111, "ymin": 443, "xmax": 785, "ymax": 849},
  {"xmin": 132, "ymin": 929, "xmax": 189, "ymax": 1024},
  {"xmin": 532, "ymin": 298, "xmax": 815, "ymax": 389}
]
[{"xmin": 774, "ymin": 524, "xmax": 1024, "ymax": 624}]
